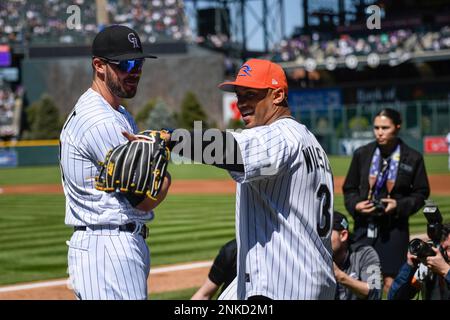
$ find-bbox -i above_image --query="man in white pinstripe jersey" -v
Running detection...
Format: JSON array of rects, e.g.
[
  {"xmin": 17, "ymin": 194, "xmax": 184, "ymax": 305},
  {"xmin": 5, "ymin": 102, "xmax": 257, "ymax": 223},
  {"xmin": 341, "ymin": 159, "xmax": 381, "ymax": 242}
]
[
  {"xmin": 59, "ymin": 25, "xmax": 171, "ymax": 300},
  {"xmin": 216, "ymin": 59, "xmax": 336, "ymax": 300},
  {"xmin": 123, "ymin": 58, "xmax": 336, "ymax": 299}
]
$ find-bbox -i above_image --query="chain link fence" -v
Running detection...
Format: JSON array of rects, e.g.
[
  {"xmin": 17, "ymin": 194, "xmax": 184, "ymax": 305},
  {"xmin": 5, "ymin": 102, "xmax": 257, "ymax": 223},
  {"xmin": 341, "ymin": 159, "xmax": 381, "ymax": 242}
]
[{"xmin": 292, "ymin": 100, "xmax": 450, "ymax": 155}]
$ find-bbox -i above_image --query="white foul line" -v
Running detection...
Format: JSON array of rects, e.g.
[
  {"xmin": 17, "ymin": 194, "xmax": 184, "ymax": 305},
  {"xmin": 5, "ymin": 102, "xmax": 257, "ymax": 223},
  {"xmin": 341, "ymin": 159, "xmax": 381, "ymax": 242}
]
[
  {"xmin": 0, "ymin": 279, "xmax": 68, "ymax": 293},
  {"xmin": 0, "ymin": 260, "xmax": 212, "ymax": 293},
  {"xmin": 0, "ymin": 232, "xmax": 430, "ymax": 294},
  {"xmin": 150, "ymin": 261, "xmax": 212, "ymax": 274}
]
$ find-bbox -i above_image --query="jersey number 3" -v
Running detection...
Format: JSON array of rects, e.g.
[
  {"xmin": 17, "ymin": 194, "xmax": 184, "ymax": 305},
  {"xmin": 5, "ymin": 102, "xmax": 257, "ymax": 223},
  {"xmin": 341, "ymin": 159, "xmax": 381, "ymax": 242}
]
[{"xmin": 316, "ymin": 184, "xmax": 331, "ymax": 237}]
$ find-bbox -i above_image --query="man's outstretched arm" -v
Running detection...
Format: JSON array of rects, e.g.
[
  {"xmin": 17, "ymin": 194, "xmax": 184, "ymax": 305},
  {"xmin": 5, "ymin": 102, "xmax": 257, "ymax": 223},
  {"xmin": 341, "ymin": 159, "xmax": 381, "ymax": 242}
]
[{"xmin": 124, "ymin": 130, "xmax": 244, "ymax": 172}]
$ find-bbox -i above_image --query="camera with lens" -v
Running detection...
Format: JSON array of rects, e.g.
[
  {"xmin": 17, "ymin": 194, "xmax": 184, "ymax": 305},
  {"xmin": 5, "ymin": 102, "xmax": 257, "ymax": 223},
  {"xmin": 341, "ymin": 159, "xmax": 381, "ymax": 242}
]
[
  {"xmin": 370, "ymin": 199, "xmax": 386, "ymax": 216},
  {"xmin": 408, "ymin": 238, "xmax": 436, "ymax": 261},
  {"xmin": 408, "ymin": 200, "xmax": 448, "ymax": 262}
]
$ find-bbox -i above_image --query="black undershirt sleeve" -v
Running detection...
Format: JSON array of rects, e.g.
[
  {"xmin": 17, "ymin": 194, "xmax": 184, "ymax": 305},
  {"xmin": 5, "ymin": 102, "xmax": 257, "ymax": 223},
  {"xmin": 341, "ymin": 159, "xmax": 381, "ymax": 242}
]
[
  {"xmin": 125, "ymin": 129, "xmax": 244, "ymax": 208},
  {"xmin": 208, "ymin": 239, "xmax": 237, "ymax": 286},
  {"xmin": 208, "ymin": 246, "xmax": 228, "ymax": 285},
  {"xmin": 124, "ymin": 193, "xmax": 146, "ymax": 207},
  {"xmin": 168, "ymin": 130, "xmax": 244, "ymax": 172}
]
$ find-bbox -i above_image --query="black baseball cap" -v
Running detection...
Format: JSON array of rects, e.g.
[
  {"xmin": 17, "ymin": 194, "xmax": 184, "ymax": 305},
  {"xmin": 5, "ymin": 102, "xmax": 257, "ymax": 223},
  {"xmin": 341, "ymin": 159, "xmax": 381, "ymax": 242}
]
[
  {"xmin": 92, "ymin": 25, "xmax": 157, "ymax": 61},
  {"xmin": 333, "ymin": 211, "xmax": 349, "ymax": 231}
]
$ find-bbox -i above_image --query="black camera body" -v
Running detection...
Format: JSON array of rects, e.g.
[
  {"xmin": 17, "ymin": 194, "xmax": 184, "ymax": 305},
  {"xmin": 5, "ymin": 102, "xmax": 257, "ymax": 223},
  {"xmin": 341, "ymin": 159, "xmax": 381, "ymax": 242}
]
[
  {"xmin": 408, "ymin": 200, "xmax": 448, "ymax": 262},
  {"xmin": 408, "ymin": 238, "xmax": 436, "ymax": 260},
  {"xmin": 370, "ymin": 199, "xmax": 386, "ymax": 216},
  {"xmin": 409, "ymin": 238, "xmax": 449, "ymax": 263}
]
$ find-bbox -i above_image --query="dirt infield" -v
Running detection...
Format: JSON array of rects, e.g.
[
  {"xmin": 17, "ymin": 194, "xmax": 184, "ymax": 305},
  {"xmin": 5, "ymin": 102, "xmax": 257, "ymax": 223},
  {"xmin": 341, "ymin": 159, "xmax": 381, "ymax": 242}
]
[
  {"xmin": 0, "ymin": 179, "xmax": 237, "ymax": 195},
  {"xmin": 0, "ymin": 261, "xmax": 211, "ymax": 300},
  {"xmin": 333, "ymin": 175, "xmax": 450, "ymax": 195},
  {"xmin": 1, "ymin": 175, "xmax": 449, "ymax": 195}
]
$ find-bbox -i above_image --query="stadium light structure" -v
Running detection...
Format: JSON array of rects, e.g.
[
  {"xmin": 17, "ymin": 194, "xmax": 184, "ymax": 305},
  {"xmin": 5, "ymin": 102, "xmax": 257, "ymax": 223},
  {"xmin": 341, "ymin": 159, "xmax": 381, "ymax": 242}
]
[
  {"xmin": 183, "ymin": 0, "xmax": 367, "ymax": 59},
  {"xmin": 184, "ymin": 0, "xmax": 289, "ymax": 58}
]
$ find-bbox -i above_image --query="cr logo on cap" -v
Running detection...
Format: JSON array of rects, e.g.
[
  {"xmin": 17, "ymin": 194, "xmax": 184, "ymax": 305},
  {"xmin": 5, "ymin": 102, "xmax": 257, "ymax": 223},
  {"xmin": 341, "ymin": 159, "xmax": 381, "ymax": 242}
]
[
  {"xmin": 128, "ymin": 33, "xmax": 140, "ymax": 49},
  {"xmin": 238, "ymin": 64, "xmax": 252, "ymax": 77}
]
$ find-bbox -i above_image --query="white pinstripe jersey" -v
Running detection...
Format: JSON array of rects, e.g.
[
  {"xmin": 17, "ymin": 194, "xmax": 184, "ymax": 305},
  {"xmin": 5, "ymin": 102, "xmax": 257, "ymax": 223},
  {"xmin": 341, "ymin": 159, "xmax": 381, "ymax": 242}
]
[
  {"xmin": 60, "ymin": 88, "xmax": 153, "ymax": 226},
  {"xmin": 229, "ymin": 118, "xmax": 336, "ymax": 300}
]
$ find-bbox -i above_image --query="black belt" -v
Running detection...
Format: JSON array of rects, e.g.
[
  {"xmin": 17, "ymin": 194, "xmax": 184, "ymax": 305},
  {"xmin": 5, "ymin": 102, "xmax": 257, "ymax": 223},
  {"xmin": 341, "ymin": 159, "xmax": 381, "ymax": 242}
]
[{"xmin": 74, "ymin": 223, "xmax": 148, "ymax": 239}]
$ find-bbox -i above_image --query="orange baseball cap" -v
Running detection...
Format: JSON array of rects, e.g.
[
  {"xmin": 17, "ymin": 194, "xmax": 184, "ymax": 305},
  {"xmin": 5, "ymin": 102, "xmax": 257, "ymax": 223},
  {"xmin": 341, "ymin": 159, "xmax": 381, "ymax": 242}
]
[{"xmin": 218, "ymin": 59, "xmax": 288, "ymax": 95}]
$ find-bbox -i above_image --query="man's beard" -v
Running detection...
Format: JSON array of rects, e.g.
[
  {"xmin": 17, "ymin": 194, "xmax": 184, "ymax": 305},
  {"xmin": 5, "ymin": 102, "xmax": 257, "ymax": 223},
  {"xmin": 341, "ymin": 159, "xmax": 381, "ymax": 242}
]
[{"xmin": 106, "ymin": 69, "xmax": 138, "ymax": 99}]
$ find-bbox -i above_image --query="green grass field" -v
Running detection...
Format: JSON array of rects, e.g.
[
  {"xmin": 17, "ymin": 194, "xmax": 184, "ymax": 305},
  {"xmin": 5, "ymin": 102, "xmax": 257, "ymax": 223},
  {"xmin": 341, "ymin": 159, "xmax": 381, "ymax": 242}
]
[
  {"xmin": 0, "ymin": 154, "xmax": 448, "ymax": 298},
  {"xmin": 0, "ymin": 193, "xmax": 449, "ymax": 287},
  {"xmin": 150, "ymin": 287, "xmax": 199, "ymax": 300},
  {"xmin": 328, "ymin": 154, "xmax": 449, "ymax": 176},
  {"xmin": 0, "ymin": 194, "xmax": 236, "ymax": 285},
  {"xmin": 0, "ymin": 155, "xmax": 448, "ymax": 186},
  {"xmin": 0, "ymin": 162, "xmax": 230, "ymax": 186}
]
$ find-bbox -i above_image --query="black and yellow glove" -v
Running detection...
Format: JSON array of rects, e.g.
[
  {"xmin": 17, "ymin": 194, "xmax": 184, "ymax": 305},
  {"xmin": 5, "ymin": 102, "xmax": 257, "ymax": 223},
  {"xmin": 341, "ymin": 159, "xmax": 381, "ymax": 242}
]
[{"xmin": 95, "ymin": 130, "xmax": 170, "ymax": 200}]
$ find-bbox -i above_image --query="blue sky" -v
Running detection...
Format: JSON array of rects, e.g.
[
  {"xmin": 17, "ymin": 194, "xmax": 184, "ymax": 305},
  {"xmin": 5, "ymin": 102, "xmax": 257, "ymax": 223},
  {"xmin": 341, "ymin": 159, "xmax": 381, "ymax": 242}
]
[
  {"xmin": 184, "ymin": 0, "xmax": 306, "ymax": 51},
  {"xmin": 242, "ymin": 0, "xmax": 305, "ymax": 51},
  {"xmin": 184, "ymin": 0, "xmax": 368, "ymax": 51},
  {"xmin": 241, "ymin": 0, "xmax": 358, "ymax": 50}
]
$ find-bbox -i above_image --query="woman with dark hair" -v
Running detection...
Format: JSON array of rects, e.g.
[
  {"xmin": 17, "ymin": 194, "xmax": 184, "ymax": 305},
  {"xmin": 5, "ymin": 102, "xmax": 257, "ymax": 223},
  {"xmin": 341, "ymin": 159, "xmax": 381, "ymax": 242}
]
[{"xmin": 343, "ymin": 108, "xmax": 430, "ymax": 293}]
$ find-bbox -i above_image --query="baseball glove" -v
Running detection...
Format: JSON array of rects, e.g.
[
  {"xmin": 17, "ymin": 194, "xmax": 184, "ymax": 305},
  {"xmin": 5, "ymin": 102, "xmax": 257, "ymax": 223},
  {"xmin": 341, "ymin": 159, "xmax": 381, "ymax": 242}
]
[{"xmin": 95, "ymin": 130, "xmax": 170, "ymax": 200}]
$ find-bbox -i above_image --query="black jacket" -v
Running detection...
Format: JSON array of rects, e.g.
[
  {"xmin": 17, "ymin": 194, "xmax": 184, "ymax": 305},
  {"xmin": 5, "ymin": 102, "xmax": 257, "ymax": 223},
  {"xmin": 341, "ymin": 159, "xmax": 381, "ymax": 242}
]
[{"xmin": 342, "ymin": 139, "xmax": 430, "ymax": 240}]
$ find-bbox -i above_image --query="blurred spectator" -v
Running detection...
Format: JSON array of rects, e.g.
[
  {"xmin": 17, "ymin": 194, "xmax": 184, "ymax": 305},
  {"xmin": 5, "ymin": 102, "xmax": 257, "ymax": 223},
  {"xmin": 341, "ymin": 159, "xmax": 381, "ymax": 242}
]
[
  {"xmin": 272, "ymin": 26, "xmax": 450, "ymax": 66},
  {"xmin": 107, "ymin": 0, "xmax": 189, "ymax": 43},
  {"xmin": 0, "ymin": 85, "xmax": 21, "ymax": 140},
  {"xmin": 0, "ymin": 0, "xmax": 97, "ymax": 45},
  {"xmin": 0, "ymin": 0, "xmax": 189, "ymax": 45},
  {"xmin": 195, "ymin": 33, "xmax": 231, "ymax": 50}
]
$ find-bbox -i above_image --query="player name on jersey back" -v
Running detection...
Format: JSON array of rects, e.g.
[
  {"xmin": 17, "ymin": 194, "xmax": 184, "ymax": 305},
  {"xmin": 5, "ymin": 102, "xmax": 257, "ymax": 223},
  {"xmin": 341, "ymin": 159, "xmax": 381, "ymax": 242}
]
[{"xmin": 302, "ymin": 145, "xmax": 332, "ymax": 174}]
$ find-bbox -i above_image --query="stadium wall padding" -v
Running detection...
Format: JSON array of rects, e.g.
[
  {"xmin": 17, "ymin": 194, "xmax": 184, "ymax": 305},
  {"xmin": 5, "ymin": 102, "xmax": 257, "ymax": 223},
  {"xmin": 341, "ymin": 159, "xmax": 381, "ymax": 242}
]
[
  {"xmin": 16, "ymin": 145, "xmax": 59, "ymax": 166},
  {"xmin": 0, "ymin": 145, "xmax": 59, "ymax": 167}
]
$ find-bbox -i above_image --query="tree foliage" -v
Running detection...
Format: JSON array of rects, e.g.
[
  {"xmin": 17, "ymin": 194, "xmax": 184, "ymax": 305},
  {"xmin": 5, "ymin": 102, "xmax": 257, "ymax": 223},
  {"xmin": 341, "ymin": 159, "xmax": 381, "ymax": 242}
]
[
  {"xmin": 177, "ymin": 92, "xmax": 208, "ymax": 130},
  {"xmin": 145, "ymin": 99, "xmax": 176, "ymax": 130},
  {"xmin": 135, "ymin": 99, "xmax": 156, "ymax": 131},
  {"xmin": 22, "ymin": 94, "xmax": 61, "ymax": 140},
  {"xmin": 348, "ymin": 116, "xmax": 370, "ymax": 132}
]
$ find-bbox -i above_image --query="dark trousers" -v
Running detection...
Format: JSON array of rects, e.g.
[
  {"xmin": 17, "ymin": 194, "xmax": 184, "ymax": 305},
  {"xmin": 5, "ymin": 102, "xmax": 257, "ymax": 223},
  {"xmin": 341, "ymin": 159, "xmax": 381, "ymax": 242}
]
[{"xmin": 247, "ymin": 295, "xmax": 272, "ymax": 300}]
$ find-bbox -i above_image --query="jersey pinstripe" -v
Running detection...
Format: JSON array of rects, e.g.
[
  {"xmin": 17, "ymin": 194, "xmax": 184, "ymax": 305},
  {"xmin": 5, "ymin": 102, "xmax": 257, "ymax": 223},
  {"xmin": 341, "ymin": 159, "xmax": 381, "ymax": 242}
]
[
  {"xmin": 228, "ymin": 118, "xmax": 336, "ymax": 300},
  {"xmin": 218, "ymin": 276, "xmax": 238, "ymax": 300},
  {"xmin": 67, "ymin": 228, "xmax": 150, "ymax": 300},
  {"xmin": 60, "ymin": 88, "xmax": 153, "ymax": 226},
  {"xmin": 60, "ymin": 88, "xmax": 153, "ymax": 300}
]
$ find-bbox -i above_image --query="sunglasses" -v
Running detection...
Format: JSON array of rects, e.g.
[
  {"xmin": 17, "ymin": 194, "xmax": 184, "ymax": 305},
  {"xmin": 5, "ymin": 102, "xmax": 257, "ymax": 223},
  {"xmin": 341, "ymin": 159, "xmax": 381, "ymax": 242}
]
[{"xmin": 101, "ymin": 58, "xmax": 145, "ymax": 73}]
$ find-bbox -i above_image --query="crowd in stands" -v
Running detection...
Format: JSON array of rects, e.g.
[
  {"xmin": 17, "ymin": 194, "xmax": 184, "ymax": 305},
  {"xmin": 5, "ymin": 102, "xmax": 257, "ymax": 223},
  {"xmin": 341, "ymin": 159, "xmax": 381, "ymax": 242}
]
[
  {"xmin": 0, "ymin": 0, "xmax": 97, "ymax": 45},
  {"xmin": 196, "ymin": 33, "xmax": 230, "ymax": 50},
  {"xmin": 0, "ymin": 86, "xmax": 20, "ymax": 140},
  {"xmin": 273, "ymin": 26, "xmax": 450, "ymax": 64},
  {"xmin": 107, "ymin": 0, "xmax": 190, "ymax": 43},
  {"xmin": 0, "ymin": 0, "xmax": 189, "ymax": 45}
]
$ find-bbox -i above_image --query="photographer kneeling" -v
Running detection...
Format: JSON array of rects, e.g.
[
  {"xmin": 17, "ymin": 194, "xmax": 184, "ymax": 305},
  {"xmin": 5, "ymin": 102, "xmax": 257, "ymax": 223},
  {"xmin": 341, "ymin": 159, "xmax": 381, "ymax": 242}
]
[
  {"xmin": 332, "ymin": 211, "xmax": 383, "ymax": 300},
  {"xmin": 388, "ymin": 223, "xmax": 450, "ymax": 300}
]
